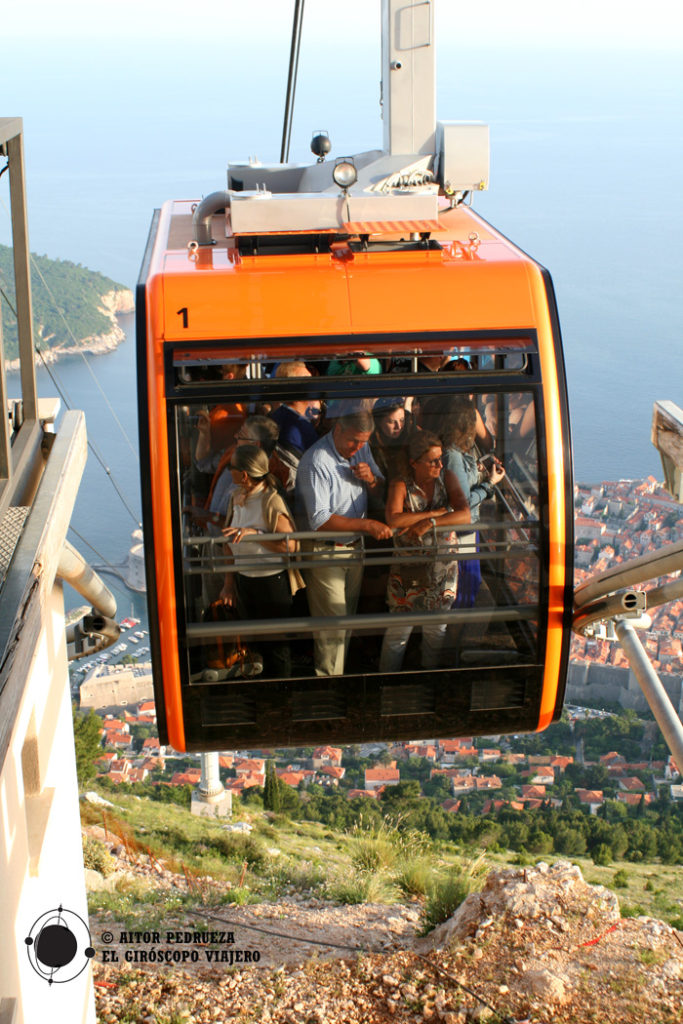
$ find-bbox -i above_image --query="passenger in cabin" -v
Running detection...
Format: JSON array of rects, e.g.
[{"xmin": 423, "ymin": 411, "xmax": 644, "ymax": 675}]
[
  {"xmin": 437, "ymin": 399, "xmax": 505, "ymax": 608},
  {"xmin": 220, "ymin": 445, "xmax": 304, "ymax": 678},
  {"xmin": 449, "ymin": 357, "xmax": 494, "ymax": 452},
  {"xmin": 379, "ymin": 431, "xmax": 470, "ymax": 672},
  {"xmin": 198, "ymin": 414, "xmax": 280, "ymax": 520},
  {"xmin": 191, "ymin": 362, "xmax": 249, "ymax": 510},
  {"xmin": 508, "ymin": 393, "xmax": 536, "ymax": 441},
  {"xmin": 268, "ymin": 363, "xmax": 323, "ymax": 499},
  {"xmin": 369, "ymin": 396, "xmax": 412, "ymax": 495},
  {"xmin": 326, "ymin": 353, "xmax": 382, "ymax": 376},
  {"xmin": 295, "ymin": 409, "xmax": 392, "ymax": 676},
  {"xmin": 270, "ymin": 362, "xmax": 320, "ymax": 446}
]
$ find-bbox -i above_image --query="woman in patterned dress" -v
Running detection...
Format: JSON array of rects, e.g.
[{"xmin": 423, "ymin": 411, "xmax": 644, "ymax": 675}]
[{"xmin": 379, "ymin": 432, "xmax": 470, "ymax": 672}]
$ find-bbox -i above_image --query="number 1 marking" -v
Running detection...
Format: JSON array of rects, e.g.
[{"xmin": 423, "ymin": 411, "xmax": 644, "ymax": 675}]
[{"xmin": 177, "ymin": 307, "xmax": 189, "ymax": 328}]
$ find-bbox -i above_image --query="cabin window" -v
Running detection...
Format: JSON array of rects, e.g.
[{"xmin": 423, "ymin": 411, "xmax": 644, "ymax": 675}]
[{"xmin": 168, "ymin": 336, "xmax": 543, "ymax": 686}]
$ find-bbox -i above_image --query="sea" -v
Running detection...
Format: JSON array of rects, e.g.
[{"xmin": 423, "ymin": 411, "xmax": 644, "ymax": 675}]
[{"xmin": 2, "ymin": 37, "xmax": 682, "ymax": 622}]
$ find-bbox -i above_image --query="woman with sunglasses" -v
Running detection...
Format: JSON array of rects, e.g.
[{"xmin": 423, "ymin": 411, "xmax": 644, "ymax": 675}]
[
  {"xmin": 379, "ymin": 431, "xmax": 470, "ymax": 672},
  {"xmin": 220, "ymin": 445, "xmax": 303, "ymax": 678}
]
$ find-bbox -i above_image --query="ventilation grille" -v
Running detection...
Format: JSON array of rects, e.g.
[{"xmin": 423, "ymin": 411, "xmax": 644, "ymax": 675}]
[
  {"xmin": 380, "ymin": 684, "xmax": 435, "ymax": 717},
  {"xmin": 470, "ymin": 678, "xmax": 526, "ymax": 711},
  {"xmin": 291, "ymin": 690, "xmax": 347, "ymax": 722},
  {"xmin": 200, "ymin": 693, "xmax": 257, "ymax": 726}
]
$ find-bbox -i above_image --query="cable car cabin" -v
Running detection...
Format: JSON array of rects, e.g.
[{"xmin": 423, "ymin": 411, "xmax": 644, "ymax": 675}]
[{"xmin": 137, "ymin": 199, "xmax": 573, "ymax": 752}]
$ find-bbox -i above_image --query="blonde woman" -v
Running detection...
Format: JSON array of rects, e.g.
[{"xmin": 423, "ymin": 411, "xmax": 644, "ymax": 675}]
[{"xmin": 220, "ymin": 446, "xmax": 303, "ymax": 678}]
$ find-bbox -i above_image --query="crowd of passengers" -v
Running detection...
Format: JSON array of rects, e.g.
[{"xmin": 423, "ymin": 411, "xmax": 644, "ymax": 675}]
[{"xmin": 186, "ymin": 354, "xmax": 528, "ymax": 680}]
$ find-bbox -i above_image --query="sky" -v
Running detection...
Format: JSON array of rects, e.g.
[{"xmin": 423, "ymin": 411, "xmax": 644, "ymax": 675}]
[
  {"xmin": 3, "ymin": 0, "xmax": 682, "ymax": 49},
  {"xmin": 1, "ymin": 0, "xmax": 682, "ymax": 487},
  {"xmin": 3, "ymin": 0, "xmax": 681, "ymax": 287}
]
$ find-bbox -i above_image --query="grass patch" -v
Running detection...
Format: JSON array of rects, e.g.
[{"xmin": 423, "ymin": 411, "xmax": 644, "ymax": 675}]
[
  {"xmin": 82, "ymin": 786, "xmax": 683, "ymax": 938},
  {"xmin": 260, "ymin": 858, "xmax": 327, "ymax": 900},
  {"xmin": 393, "ymin": 856, "xmax": 433, "ymax": 897},
  {"xmin": 420, "ymin": 868, "xmax": 475, "ymax": 934},
  {"xmin": 326, "ymin": 869, "xmax": 398, "ymax": 905},
  {"xmin": 351, "ymin": 836, "xmax": 396, "ymax": 872},
  {"xmin": 638, "ymin": 946, "xmax": 668, "ymax": 967},
  {"xmin": 620, "ymin": 902, "xmax": 646, "ymax": 918}
]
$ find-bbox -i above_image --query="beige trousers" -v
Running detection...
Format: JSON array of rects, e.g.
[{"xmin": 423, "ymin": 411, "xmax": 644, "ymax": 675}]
[{"xmin": 304, "ymin": 543, "xmax": 364, "ymax": 676}]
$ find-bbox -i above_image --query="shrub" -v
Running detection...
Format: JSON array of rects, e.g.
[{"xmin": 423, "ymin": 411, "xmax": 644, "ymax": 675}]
[
  {"xmin": 222, "ymin": 886, "xmax": 252, "ymax": 906},
  {"xmin": 592, "ymin": 843, "xmax": 612, "ymax": 866},
  {"xmin": 613, "ymin": 868, "xmax": 629, "ymax": 888},
  {"xmin": 213, "ymin": 832, "xmax": 265, "ymax": 867},
  {"xmin": 82, "ymin": 836, "xmax": 115, "ymax": 877}
]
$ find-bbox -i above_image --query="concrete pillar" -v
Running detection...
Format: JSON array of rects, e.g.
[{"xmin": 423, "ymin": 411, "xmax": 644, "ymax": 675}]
[{"xmin": 191, "ymin": 753, "xmax": 232, "ymax": 818}]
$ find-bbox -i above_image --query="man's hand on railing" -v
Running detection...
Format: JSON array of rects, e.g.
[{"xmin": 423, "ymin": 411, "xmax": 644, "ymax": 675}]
[{"xmin": 362, "ymin": 519, "xmax": 393, "ymax": 541}]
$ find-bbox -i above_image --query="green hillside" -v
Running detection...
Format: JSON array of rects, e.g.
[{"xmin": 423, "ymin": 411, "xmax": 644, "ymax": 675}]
[{"xmin": 0, "ymin": 244, "xmax": 127, "ymax": 360}]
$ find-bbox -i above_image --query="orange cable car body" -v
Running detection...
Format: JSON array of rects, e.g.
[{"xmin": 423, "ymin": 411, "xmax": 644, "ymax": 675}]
[{"xmin": 138, "ymin": 199, "xmax": 573, "ymax": 752}]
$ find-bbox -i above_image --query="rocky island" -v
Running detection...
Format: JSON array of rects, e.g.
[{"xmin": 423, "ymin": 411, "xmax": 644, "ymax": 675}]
[{"xmin": 0, "ymin": 244, "xmax": 134, "ymax": 369}]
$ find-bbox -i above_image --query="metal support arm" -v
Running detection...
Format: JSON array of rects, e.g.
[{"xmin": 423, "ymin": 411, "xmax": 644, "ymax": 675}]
[
  {"xmin": 572, "ymin": 540, "xmax": 683, "ymax": 770},
  {"xmin": 615, "ymin": 620, "xmax": 683, "ymax": 773}
]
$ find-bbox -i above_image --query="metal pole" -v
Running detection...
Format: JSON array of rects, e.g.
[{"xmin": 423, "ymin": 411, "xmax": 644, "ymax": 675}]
[
  {"xmin": 615, "ymin": 619, "xmax": 683, "ymax": 773},
  {"xmin": 7, "ymin": 129, "xmax": 38, "ymax": 421}
]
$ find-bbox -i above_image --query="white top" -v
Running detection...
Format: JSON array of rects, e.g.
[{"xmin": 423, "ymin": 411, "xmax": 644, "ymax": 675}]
[{"xmin": 228, "ymin": 485, "xmax": 287, "ymax": 578}]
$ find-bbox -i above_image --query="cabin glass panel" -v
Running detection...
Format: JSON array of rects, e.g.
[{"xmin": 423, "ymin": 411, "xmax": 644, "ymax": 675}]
[{"xmin": 167, "ymin": 336, "xmax": 544, "ymax": 716}]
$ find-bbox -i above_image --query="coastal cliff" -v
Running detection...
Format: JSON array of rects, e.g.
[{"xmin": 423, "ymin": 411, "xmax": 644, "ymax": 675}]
[{"xmin": 0, "ymin": 244, "xmax": 134, "ymax": 368}]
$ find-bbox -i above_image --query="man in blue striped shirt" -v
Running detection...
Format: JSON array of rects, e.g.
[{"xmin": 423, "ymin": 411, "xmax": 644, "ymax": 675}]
[{"xmin": 296, "ymin": 410, "xmax": 391, "ymax": 675}]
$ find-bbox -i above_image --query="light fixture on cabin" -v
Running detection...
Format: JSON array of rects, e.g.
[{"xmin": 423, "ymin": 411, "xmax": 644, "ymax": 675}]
[{"xmin": 332, "ymin": 157, "xmax": 357, "ymax": 191}]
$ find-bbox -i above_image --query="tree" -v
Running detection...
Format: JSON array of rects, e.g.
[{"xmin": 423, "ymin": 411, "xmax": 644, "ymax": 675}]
[
  {"xmin": 553, "ymin": 822, "xmax": 587, "ymax": 856},
  {"xmin": 130, "ymin": 723, "xmax": 153, "ymax": 752},
  {"xmin": 72, "ymin": 705, "xmax": 103, "ymax": 787},
  {"xmin": 423, "ymin": 775, "xmax": 453, "ymax": 801},
  {"xmin": 592, "ymin": 843, "xmax": 612, "ymax": 866},
  {"xmin": 263, "ymin": 761, "xmax": 282, "ymax": 812}
]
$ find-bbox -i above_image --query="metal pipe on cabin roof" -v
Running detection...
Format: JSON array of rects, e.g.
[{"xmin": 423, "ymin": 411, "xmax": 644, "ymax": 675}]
[
  {"xmin": 57, "ymin": 539, "xmax": 117, "ymax": 620},
  {"xmin": 192, "ymin": 190, "xmax": 231, "ymax": 246}
]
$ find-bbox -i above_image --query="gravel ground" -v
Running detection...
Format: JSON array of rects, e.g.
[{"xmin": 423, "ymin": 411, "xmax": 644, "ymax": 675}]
[{"xmin": 89, "ymin": 846, "xmax": 683, "ymax": 1024}]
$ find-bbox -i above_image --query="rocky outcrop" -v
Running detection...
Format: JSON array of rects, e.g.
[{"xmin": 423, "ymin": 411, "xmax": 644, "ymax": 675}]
[
  {"xmin": 98, "ymin": 288, "xmax": 135, "ymax": 317},
  {"xmin": 4, "ymin": 287, "xmax": 134, "ymax": 371}
]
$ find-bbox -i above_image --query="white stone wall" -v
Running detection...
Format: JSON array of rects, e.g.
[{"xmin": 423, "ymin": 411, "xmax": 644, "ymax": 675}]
[{"xmin": 0, "ymin": 585, "xmax": 95, "ymax": 1024}]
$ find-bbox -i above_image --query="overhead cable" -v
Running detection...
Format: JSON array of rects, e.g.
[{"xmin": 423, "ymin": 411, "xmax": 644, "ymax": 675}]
[{"xmin": 280, "ymin": 0, "xmax": 306, "ymax": 163}]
